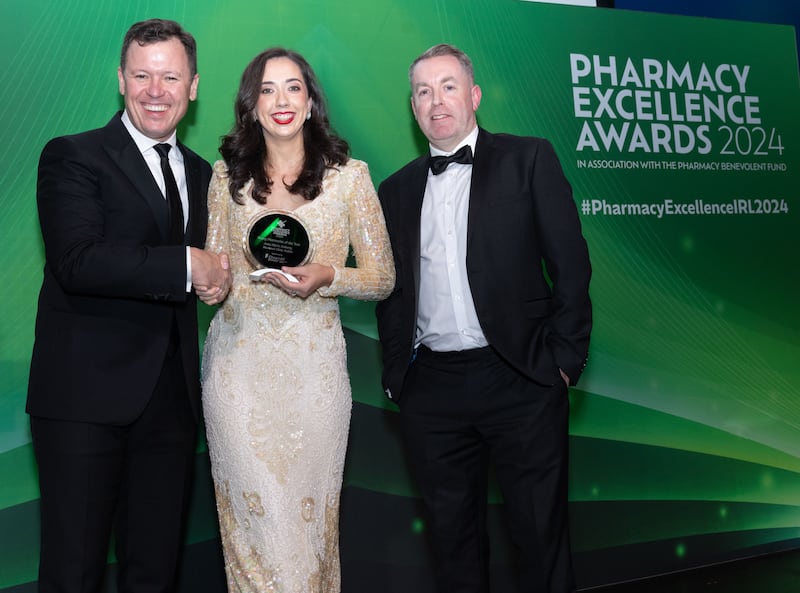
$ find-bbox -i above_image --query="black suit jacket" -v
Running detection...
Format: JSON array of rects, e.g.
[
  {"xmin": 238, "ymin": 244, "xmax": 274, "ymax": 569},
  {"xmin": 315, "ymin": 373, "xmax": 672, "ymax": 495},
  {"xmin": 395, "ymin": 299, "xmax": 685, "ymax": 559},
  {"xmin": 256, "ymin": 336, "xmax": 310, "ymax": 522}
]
[
  {"xmin": 376, "ymin": 128, "xmax": 591, "ymax": 402},
  {"xmin": 27, "ymin": 113, "xmax": 212, "ymax": 424}
]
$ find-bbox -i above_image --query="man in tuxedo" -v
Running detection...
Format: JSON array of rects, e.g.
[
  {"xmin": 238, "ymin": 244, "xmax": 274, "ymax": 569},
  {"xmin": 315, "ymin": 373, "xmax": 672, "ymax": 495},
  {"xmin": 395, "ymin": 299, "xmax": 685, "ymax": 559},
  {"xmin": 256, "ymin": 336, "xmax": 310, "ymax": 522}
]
[
  {"xmin": 375, "ymin": 44, "xmax": 592, "ymax": 593},
  {"xmin": 27, "ymin": 19, "xmax": 230, "ymax": 593}
]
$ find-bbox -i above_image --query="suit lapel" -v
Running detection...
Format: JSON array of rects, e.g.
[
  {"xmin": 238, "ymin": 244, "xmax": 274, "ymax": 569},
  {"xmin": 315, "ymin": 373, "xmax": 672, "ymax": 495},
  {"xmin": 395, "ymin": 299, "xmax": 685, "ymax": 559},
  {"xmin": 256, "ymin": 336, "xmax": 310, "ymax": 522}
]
[
  {"xmin": 178, "ymin": 142, "xmax": 202, "ymax": 245},
  {"xmin": 103, "ymin": 115, "xmax": 171, "ymax": 240}
]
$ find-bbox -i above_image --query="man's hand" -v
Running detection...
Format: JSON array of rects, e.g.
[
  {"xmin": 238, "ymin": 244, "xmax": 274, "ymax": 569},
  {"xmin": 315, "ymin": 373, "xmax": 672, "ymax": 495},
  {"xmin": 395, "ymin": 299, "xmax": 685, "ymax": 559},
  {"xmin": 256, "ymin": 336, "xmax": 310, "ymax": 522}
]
[{"xmin": 191, "ymin": 248, "xmax": 232, "ymax": 305}]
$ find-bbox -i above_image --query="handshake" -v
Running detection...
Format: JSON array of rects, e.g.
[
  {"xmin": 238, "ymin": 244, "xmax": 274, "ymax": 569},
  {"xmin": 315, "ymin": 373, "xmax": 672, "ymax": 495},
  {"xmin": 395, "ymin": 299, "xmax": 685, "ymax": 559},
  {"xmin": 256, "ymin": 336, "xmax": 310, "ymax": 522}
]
[{"xmin": 190, "ymin": 248, "xmax": 233, "ymax": 306}]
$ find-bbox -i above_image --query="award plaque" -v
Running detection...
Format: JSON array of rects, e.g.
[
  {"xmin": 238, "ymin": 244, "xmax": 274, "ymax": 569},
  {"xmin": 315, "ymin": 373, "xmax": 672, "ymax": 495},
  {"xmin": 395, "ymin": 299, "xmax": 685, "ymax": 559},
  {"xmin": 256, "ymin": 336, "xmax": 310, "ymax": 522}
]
[{"xmin": 244, "ymin": 210, "xmax": 313, "ymax": 270}]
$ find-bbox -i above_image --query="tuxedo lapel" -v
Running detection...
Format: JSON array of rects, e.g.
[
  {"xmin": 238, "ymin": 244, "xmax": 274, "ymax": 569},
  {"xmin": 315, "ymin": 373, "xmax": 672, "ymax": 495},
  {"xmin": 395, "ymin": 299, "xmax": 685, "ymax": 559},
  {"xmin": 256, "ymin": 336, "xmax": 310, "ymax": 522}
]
[
  {"xmin": 407, "ymin": 158, "xmax": 430, "ymax": 297},
  {"xmin": 467, "ymin": 128, "xmax": 493, "ymax": 247},
  {"xmin": 102, "ymin": 116, "xmax": 171, "ymax": 240}
]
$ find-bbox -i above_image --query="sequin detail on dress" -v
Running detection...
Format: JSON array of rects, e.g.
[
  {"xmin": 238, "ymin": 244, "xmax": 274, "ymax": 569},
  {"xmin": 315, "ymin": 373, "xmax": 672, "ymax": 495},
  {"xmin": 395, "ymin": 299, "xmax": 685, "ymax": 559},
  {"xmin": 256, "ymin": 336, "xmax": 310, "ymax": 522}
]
[{"xmin": 202, "ymin": 159, "xmax": 394, "ymax": 592}]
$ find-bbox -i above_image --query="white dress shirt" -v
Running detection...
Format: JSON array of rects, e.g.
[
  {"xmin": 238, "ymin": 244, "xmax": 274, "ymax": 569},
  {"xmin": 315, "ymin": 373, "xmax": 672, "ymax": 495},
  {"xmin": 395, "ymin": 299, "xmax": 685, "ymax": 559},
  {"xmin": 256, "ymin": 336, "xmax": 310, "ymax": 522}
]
[
  {"xmin": 120, "ymin": 111, "xmax": 192, "ymax": 291},
  {"xmin": 416, "ymin": 126, "xmax": 488, "ymax": 352}
]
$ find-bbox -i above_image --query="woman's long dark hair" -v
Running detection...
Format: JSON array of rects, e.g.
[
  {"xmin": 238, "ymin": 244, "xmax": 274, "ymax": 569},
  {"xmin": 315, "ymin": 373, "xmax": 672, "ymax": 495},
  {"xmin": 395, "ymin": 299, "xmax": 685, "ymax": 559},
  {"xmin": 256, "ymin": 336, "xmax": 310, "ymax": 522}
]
[{"xmin": 220, "ymin": 48, "xmax": 350, "ymax": 204}]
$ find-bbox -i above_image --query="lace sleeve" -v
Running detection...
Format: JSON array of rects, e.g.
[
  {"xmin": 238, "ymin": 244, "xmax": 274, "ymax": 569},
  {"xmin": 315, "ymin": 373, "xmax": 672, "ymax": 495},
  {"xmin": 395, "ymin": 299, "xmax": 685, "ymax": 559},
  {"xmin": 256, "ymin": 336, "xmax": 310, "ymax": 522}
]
[
  {"xmin": 205, "ymin": 161, "xmax": 231, "ymax": 255},
  {"xmin": 317, "ymin": 160, "xmax": 395, "ymax": 301}
]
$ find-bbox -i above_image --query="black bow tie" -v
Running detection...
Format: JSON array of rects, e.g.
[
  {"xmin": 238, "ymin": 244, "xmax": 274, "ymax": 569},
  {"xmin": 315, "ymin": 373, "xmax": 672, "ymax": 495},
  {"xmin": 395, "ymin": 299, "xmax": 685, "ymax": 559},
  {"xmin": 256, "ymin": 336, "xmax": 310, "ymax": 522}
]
[{"xmin": 429, "ymin": 145, "xmax": 473, "ymax": 175}]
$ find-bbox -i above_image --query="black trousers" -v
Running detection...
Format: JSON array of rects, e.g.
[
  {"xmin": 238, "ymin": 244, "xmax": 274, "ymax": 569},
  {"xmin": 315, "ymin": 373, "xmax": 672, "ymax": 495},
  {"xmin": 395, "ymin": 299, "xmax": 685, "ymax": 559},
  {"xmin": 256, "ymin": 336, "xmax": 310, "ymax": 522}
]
[
  {"xmin": 30, "ymin": 351, "xmax": 196, "ymax": 593},
  {"xmin": 399, "ymin": 345, "xmax": 575, "ymax": 593}
]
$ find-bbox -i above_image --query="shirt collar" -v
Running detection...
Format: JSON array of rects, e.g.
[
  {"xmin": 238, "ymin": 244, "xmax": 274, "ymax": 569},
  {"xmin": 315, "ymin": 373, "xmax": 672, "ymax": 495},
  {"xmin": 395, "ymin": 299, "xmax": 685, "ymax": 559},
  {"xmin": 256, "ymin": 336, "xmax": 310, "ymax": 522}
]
[
  {"xmin": 429, "ymin": 126, "xmax": 479, "ymax": 158},
  {"xmin": 120, "ymin": 110, "xmax": 180, "ymax": 159}
]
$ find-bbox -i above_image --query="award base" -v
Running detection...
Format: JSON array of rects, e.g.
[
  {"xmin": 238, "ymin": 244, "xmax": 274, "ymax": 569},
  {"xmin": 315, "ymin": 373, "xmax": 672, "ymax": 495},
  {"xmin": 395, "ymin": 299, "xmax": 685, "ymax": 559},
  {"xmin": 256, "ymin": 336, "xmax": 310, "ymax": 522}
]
[{"xmin": 248, "ymin": 268, "xmax": 299, "ymax": 283}]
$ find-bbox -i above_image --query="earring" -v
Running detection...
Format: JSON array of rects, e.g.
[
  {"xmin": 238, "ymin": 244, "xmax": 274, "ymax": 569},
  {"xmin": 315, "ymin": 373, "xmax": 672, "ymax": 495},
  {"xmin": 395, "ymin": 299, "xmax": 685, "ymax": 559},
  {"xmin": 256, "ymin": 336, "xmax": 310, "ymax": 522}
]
[{"xmin": 306, "ymin": 110, "xmax": 311, "ymax": 121}]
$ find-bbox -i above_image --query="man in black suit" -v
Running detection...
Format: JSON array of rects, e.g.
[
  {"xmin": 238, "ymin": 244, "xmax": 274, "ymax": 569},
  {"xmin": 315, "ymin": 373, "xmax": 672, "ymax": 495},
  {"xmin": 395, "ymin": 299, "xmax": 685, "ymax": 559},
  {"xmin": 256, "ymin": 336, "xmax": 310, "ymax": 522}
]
[
  {"xmin": 375, "ymin": 44, "xmax": 592, "ymax": 593},
  {"xmin": 27, "ymin": 19, "xmax": 230, "ymax": 593}
]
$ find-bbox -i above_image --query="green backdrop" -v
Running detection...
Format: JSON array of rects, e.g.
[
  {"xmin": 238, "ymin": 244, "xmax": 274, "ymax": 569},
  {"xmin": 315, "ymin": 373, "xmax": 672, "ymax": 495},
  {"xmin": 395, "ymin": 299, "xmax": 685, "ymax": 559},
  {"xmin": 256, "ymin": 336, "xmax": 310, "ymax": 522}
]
[{"xmin": 1, "ymin": 1, "xmax": 798, "ymax": 591}]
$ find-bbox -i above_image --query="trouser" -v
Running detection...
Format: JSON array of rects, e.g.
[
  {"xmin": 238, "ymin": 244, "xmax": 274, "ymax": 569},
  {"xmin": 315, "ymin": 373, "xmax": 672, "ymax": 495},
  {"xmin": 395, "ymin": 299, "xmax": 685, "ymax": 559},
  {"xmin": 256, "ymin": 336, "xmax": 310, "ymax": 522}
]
[
  {"xmin": 399, "ymin": 345, "xmax": 575, "ymax": 593},
  {"xmin": 31, "ymin": 352, "xmax": 196, "ymax": 593}
]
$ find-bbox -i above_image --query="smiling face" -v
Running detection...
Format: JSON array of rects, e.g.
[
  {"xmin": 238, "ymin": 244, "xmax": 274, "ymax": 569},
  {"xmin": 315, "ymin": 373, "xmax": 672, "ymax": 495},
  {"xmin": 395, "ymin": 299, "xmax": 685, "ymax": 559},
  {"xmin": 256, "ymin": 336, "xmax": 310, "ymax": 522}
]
[
  {"xmin": 117, "ymin": 37, "xmax": 198, "ymax": 142},
  {"xmin": 254, "ymin": 57, "xmax": 312, "ymax": 146},
  {"xmin": 410, "ymin": 54, "xmax": 481, "ymax": 152}
]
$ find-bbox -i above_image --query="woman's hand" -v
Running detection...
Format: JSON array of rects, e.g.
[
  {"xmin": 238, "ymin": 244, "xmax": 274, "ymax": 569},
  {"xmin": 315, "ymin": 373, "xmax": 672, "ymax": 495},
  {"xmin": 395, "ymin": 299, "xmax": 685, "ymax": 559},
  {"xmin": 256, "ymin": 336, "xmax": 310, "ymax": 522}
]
[{"xmin": 256, "ymin": 263, "xmax": 334, "ymax": 298}]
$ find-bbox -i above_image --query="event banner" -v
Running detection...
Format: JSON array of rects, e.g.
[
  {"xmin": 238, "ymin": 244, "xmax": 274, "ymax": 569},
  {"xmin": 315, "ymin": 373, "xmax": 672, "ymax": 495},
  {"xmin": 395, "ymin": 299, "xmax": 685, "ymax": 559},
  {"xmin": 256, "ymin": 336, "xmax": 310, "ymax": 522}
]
[
  {"xmin": 0, "ymin": 1, "xmax": 798, "ymax": 591},
  {"xmin": 541, "ymin": 6, "xmax": 800, "ymax": 584}
]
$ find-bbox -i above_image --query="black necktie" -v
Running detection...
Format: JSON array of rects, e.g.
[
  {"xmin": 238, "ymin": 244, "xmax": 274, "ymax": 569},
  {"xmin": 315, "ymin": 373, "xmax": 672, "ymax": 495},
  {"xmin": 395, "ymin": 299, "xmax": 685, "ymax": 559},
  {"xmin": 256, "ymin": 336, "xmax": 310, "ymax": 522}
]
[
  {"xmin": 429, "ymin": 144, "xmax": 473, "ymax": 175},
  {"xmin": 153, "ymin": 143, "xmax": 185, "ymax": 244}
]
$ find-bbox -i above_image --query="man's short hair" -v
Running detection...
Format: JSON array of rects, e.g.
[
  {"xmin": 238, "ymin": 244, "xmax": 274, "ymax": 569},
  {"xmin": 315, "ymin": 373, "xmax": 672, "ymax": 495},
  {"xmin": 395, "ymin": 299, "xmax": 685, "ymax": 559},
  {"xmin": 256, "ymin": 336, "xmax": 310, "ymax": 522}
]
[
  {"xmin": 408, "ymin": 43, "xmax": 475, "ymax": 84},
  {"xmin": 120, "ymin": 19, "xmax": 198, "ymax": 76}
]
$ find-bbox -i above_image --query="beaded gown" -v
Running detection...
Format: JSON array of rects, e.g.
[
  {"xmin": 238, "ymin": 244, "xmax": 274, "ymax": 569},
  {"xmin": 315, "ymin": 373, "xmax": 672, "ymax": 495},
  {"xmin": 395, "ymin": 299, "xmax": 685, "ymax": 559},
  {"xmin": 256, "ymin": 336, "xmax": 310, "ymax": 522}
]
[{"xmin": 201, "ymin": 159, "xmax": 394, "ymax": 593}]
